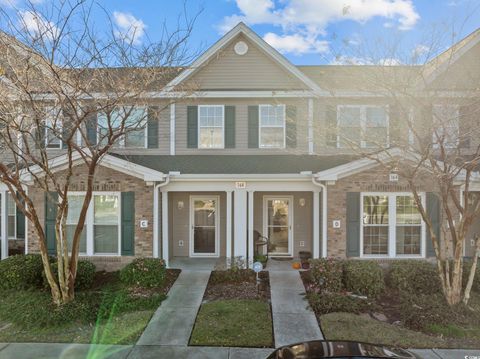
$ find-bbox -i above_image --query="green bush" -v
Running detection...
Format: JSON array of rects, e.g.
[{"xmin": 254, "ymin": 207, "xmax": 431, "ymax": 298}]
[
  {"xmin": 462, "ymin": 260, "xmax": 480, "ymax": 293},
  {"xmin": 43, "ymin": 260, "xmax": 96, "ymax": 291},
  {"xmin": 0, "ymin": 254, "xmax": 45, "ymax": 290},
  {"xmin": 343, "ymin": 260, "xmax": 385, "ymax": 298},
  {"xmin": 309, "ymin": 258, "xmax": 343, "ymax": 293},
  {"xmin": 387, "ymin": 260, "xmax": 441, "ymax": 295},
  {"xmin": 307, "ymin": 292, "xmax": 376, "ymax": 315},
  {"xmin": 119, "ymin": 258, "xmax": 166, "ymax": 288}
]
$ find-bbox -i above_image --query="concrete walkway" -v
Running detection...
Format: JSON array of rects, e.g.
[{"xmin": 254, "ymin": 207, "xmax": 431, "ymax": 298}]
[
  {"xmin": 137, "ymin": 270, "xmax": 210, "ymax": 346},
  {"xmin": 269, "ymin": 270, "xmax": 323, "ymax": 348}
]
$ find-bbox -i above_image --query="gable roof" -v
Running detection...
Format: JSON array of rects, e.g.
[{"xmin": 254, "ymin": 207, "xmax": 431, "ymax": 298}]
[{"xmin": 165, "ymin": 22, "xmax": 326, "ymax": 94}]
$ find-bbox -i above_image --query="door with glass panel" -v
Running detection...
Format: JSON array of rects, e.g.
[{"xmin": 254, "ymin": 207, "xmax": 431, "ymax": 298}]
[
  {"xmin": 190, "ymin": 197, "xmax": 219, "ymax": 257},
  {"xmin": 264, "ymin": 197, "xmax": 292, "ymax": 256}
]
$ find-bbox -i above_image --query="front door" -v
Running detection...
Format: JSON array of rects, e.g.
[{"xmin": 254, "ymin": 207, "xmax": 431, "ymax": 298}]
[
  {"xmin": 264, "ymin": 196, "xmax": 293, "ymax": 256},
  {"xmin": 190, "ymin": 196, "xmax": 219, "ymax": 257}
]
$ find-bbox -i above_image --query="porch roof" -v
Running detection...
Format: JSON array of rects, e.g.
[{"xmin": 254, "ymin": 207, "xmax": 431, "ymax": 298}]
[{"xmin": 110, "ymin": 154, "xmax": 358, "ymax": 175}]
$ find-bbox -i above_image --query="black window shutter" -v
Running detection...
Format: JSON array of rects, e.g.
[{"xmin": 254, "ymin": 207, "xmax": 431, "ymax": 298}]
[
  {"xmin": 147, "ymin": 106, "xmax": 159, "ymax": 148},
  {"xmin": 346, "ymin": 192, "xmax": 360, "ymax": 257},
  {"xmin": 248, "ymin": 106, "xmax": 259, "ymax": 148},
  {"xmin": 16, "ymin": 194, "xmax": 25, "ymax": 239},
  {"xmin": 85, "ymin": 109, "xmax": 97, "ymax": 146},
  {"xmin": 426, "ymin": 192, "xmax": 440, "ymax": 257},
  {"xmin": 62, "ymin": 108, "xmax": 74, "ymax": 149},
  {"xmin": 326, "ymin": 105, "xmax": 337, "ymax": 147},
  {"xmin": 44, "ymin": 192, "xmax": 58, "ymax": 255},
  {"xmin": 187, "ymin": 106, "xmax": 198, "ymax": 148},
  {"xmin": 224, "ymin": 106, "xmax": 236, "ymax": 148},
  {"xmin": 286, "ymin": 105, "xmax": 297, "ymax": 148},
  {"xmin": 121, "ymin": 192, "xmax": 135, "ymax": 256},
  {"xmin": 459, "ymin": 105, "xmax": 472, "ymax": 149},
  {"xmin": 34, "ymin": 123, "xmax": 46, "ymax": 149}
]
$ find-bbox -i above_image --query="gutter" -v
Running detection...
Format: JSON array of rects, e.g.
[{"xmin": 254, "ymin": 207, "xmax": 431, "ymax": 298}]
[
  {"xmin": 311, "ymin": 176, "xmax": 328, "ymax": 258},
  {"xmin": 153, "ymin": 175, "xmax": 170, "ymax": 259}
]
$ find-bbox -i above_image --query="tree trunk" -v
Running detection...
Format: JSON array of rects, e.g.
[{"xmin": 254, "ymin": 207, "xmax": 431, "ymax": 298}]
[{"xmin": 463, "ymin": 236, "xmax": 480, "ymax": 305}]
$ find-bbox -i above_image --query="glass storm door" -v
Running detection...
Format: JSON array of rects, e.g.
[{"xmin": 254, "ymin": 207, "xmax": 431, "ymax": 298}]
[
  {"xmin": 265, "ymin": 197, "xmax": 292, "ymax": 256},
  {"xmin": 191, "ymin": 197, "xmax": 218, "ymax": 256}
]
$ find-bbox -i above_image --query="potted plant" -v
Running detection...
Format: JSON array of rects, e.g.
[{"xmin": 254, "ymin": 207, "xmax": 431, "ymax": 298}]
[
  {"xmin": 299, "ymin": 251, "xmax": 312, "ymax": 269},
  {"xmin": 254, "ymin": 254, "xmax": 268, "ymax": 268}
]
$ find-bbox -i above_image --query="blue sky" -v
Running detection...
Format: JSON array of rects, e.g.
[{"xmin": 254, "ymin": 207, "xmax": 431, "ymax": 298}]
[{"xmin": 3, "ymin": 0, "xmax": 480, "ymax": 65}]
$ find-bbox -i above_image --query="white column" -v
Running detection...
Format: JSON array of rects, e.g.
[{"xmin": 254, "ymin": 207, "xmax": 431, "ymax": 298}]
[
  {"xmin": 313, "ymin": 190, "xmax": 320, "ymax": 259},
  {"xmin": 247, "ymin": 190, "xmax": 254, "ymax": 268},
  {"xmin": 322, "ymin": 187, "xmax": 328, "ymax": 258},
  {"xmin": 226, "ymin": 190, "xmax": 233, "ymax": 266},
  {"xmin": 1, "ymin": 191, "xmax": 8, "ymax": 259},
  {"xmin": 170, "ymin": 104, "xmax": 176, "ymax": 155},
  {"xmin": 153, "ymin": 186, "xmax": 159, "ymax": 258},
  {"xmin": 161, "ymin": 191, "xmax": 169, "ymax": 267},
  {"xmin": 233, "ymin": 190, "xmax": 247, "ymax": 261},
  {"xmin": 308, "ymin": 98, "xmax": 314, "ymax": 155}
]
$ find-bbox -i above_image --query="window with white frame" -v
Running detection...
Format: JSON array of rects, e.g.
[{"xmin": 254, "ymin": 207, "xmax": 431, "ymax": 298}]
[
  {"xmin": 198, "ymin": 105, "xmax": 224, "ymax": 149},
  {"xmin": 432, "ymin": 104, "xmax": 459, "ymax": 149},
  {"xmin": 259, "ymin": 104, "xmax": 285, "ymax": 148},
  {"xmin": 362, "ymin": 193, "xmax": 424, "ymax": 257},
  {"xmin": 337, "ymin": 105, "xmax": 388, "ymax": 148},
  {"xmin": 45, "ymin": 107, "xmax": 62, "ymax": 149},
  {"xmin": 97, "ymin": 107, "xmax": 147, "ymax": 148},
  {"xmin": 66, "ymin": 193, "xmax": 120, "ymax": 255}
]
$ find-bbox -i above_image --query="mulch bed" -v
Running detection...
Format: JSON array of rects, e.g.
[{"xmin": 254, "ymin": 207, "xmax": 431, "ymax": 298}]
[{"xmin": 203, "ymin": 270, "xmax": 270, "ymax": 302}]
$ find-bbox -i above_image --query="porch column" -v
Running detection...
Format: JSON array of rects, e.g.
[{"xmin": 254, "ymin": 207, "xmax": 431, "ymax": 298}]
[
  {"xmin": 1, "ymin": 191, "xmax": 8, "ymax": 259},
  {"xmin": 153, "ymin": 186, "xmax": 159, "ymax": 258},
  {"xmin": 247, "ymin": 190, "xmax": 254, "ymax": 268},
  {"xmin": 233, "ymin": 189, "xmax": 247, "ymax": 261},
  {"xmin": 313, "ymin": 190, "xmax": 320, "ymax": 259},
  {"xmin": 226, "ymin": 190, "xmax": 233, "ymax": 266},
  {"xmin": 161, "ymin": 190, "xmax": 169, "ymax": 267}
]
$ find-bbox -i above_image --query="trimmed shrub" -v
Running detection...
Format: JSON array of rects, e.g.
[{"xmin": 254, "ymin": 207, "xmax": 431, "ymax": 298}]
[
  {"xmin": 399, "ymin": 293, "xmax": 456, "ymax": 330},
  {"xmin": 0, "ymin": 254, "xmax": 45, "ymax": 290},
  {"xmin": 343, "ymin": 260, "xmax": 385, "ymax": 298},
  {"xmin": 43, "ymin": 260, "xmax": 96, "ymax": 291},
  {"xmin": 119, "ymin": 258, "xmax": 166, "ymax": 288},
  {"xmin": 387, "ymin": 260, "xmax": 441, "ymax": 295},
  {"xmin": 309, "ymin": 258, "xmax": 343, "ymax": 293},
  {"xmin": 307, "ymin": 292, "xmax": 376, "ymax": 315}
]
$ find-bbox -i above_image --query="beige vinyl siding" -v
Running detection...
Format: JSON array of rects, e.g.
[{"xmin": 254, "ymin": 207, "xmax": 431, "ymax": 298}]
[
  {"xmin": 189, "ymin": 35, "xmax": 307, "ymax": 91},
  {"xmin": 175, "ymin": 98, "xmax": 309, "ymax": 155},
  {"xmin": 169, "ymin": 192, "xmax": 226, "ymax": 258},
  {"xmin": 253, "ymin": 191, "xmax": 313, "ymax": 257}
]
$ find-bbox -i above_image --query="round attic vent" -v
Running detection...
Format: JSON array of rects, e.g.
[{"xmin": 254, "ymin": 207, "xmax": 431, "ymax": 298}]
[{"xmin": 234, "ymin": 41, "xmax": 248, "ymax": 55}]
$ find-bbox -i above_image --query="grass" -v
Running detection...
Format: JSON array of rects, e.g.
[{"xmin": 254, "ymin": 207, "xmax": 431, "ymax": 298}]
[{"xmin": 190, "ymin": 299, "xmax": 273, "ymax": 348}]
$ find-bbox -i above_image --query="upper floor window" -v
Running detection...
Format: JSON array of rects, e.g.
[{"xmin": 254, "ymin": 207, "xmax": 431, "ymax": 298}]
[
  {"xmin": 198, "ymin": 105, "xmax": 224, "ymax": 149},
  {"xmin": 259, "ymin": 104, "xmax": 285, "ymax": 148},
  {"xmin": 45, "ymin": 107, "xmax": 62, "ymax": 149},
  {"xmin": 337, "ymin": 105, "xmax": 388, "ymax": 148},
  {"xmin": 432, "ymin": 104, "xmax": 459, "ymax": 149},
  {"xmin": 97, "ymin": 106, "xmax": 147, "ymax": 148}
]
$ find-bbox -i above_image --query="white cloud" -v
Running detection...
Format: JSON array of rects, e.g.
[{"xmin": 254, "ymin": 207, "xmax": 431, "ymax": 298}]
[
  {"xmin": 113, "ymin": 11, "xmax": 146, "ymax": 45},
  {"xmin": 263, "ymin": 32, "xmax": 329, "ymax": 55},
  {"xmin": 19, "ymin": 10, "xmax": 59, "ymax": 40},
  {"xmin": 219, "ymin": 0, "xmax": 420, "ymax": 55}
]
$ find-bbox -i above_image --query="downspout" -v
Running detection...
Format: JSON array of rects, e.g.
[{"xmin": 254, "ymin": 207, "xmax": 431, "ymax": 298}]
[
  {"xmin": 312, "ymin": 176, "xmax": 328, "ymax": 258},
  {"xmin": 153, "ymin": 175, "xmax": 170, "ymax": 259}
]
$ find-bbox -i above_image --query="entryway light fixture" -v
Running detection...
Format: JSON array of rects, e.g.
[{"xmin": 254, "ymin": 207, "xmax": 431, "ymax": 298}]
[
  {"xmin": 177, "ymin": 201, "xmax": 184, "ymax": 210},
  {"xmin": 299, "ymin": 198, "xmax": 306, "ymax": 207}
]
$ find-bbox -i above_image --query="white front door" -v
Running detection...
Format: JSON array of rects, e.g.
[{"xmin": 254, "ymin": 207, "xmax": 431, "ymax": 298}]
[
  {"xmin": 264, "ymin": 196, "xmax": 293, "ymax": 256},
  {"xmin": 190, "ymin": 196, "xmax": 219, "ymax": 257}
]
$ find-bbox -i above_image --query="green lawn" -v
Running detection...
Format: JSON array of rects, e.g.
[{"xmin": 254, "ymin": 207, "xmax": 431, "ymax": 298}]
[{"xmin": 190, "ymin": 299, "xmax": 273, "ymax": 348}]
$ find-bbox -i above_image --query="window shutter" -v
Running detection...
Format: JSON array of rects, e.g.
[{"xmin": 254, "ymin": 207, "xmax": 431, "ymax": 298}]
[
  {"xmin": 147, "ymin": 106, "xmax": 159, "ymax": 148},
  {"xmin": 121, "ymin": 192, "xmax": 135, "ymax": 256},
  {"xmin": 224, "ymin": 106, "xmax": 236, "ymax": 148},
  {"xmin": 34, "ymin": 123, "xmax": 46, "ymax": 149},
  {"xmin": 286, "ymin": 105, "xmax": 297, "ymax": 148},
  {"xmin": 459, "ymin": 105, "xmax": 472, "ymax": 149},
  {"xmin": 388, "ymin": 105, "xmax": 402, "ymax": 147},
  {"xmin": 346, "ymin": 192, "xmax": 360, "ymax": 257},
  {"xmin": 248, "ymin": 106, "xmax": 259, "ymax": 148},
  {"xmin": 426, "ymin": 192, "xmax": 440, "ymax": 258},
  {"xmin": 85, "ymin": 109, "xmax": 97, "ymax": 146},
  {"xmin": 16, "ymin": 194, "xmax": 25, "ymax": 239},
  {"xmin": 187, "ymin": 106, "xmax": 198, "ymax": 148},
  {"xmin": 326, "ymin": 105, "xmax": 337, "ymax": 147},
  {"xmin": 44, "ymin": 192, "xmax": 58, "ymax": 255}
]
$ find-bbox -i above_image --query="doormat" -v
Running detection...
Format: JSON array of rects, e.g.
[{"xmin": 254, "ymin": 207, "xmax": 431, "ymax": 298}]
[{"xmin": 271, "ymin": 257, "xmax": 293, "ymax": 261}]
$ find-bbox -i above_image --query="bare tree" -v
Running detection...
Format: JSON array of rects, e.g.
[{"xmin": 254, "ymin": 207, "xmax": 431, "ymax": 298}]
[
  {"xmin": 0, "ymin": 0, "xmax": 198, "ymax": 305},
  {"xmin": 330, "ymin": 22, "xmax": 480, "ymax": 305}
]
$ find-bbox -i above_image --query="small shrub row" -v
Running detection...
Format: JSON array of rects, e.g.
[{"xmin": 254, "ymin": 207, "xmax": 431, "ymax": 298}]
[
  {"xmin": 119, "ymin": 258, "xmax": 166, "ymax": 288},
  {"xmin": 0, "ymin": 254, "xmax": 45, "ymax": 290},
  {"xmin": 42, "ymin": 260, "xmax": 96, "ymax": 291},
  {"xmin": 387, "ymin": 260, "xmax": 441, "ymax": 295},
  {"xmin": 306, "ymin": 292, "xmax": 376, "ymax": 315}
]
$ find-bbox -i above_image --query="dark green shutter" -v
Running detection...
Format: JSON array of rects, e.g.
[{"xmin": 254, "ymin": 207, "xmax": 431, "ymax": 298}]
[
  {"xmin": 346, "ymin": 192, "xmax": 361, "ymax": 257},
  {"xmin": 121, "ymin": 192, "xmax": 135, "ymax": 256},
  {"xmin": 389, "ymin": 104, "xmax": 402, "ymax": 147},
  {"xmin": 426, "ymin": 192, "xmax": 440, "ymax": 257},
  {"xmin": 187, "ymin": 106, "xmax": 198, "ymax": 148},
  {"xmin": 16, "ymin": 194, "xmax": 25, "ymax": 239},
  {"xmin": 286, "ymin": 105, "xmax": 297, "ymax": 148},
  {"xmin": 326, "ymin": 105, "xmax": 337, "ymax": 147},
  {"xmin": 62, "ymin": 107, "xmax": 74, "ymax": 149},
  {"xmin": 85, "ymin": 110, "xmax": 97, "ymax": 146},
  {"xmin": 34, "ymin": 123, "xmax": 46, "ymax": 149},
  {"xmin": 224, "ymin": 106, "xmax": 236, "ymax": 148},
  {"xmin": 147, "ymin": 106, "xmax": 159, "ymax": 148},
  {"xmin": 44, "ymin": 192, "xmax": 58, "ymax": 255},
  {"xmin": 459, "ymin": 105, "xmax": 472, "ymax": 149},
  {"xmin": 248, "ymin": 106, "xmax": 259, "ymax": 148}
]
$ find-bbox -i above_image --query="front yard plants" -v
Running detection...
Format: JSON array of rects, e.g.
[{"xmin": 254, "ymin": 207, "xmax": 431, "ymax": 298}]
[
  {"xmin": 302, "ymin": 258, "xmax": 480, "ymax": 349},
  {"xmin": 190, "ymin": 263, "xmax": 273, "ymax": 348}
]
